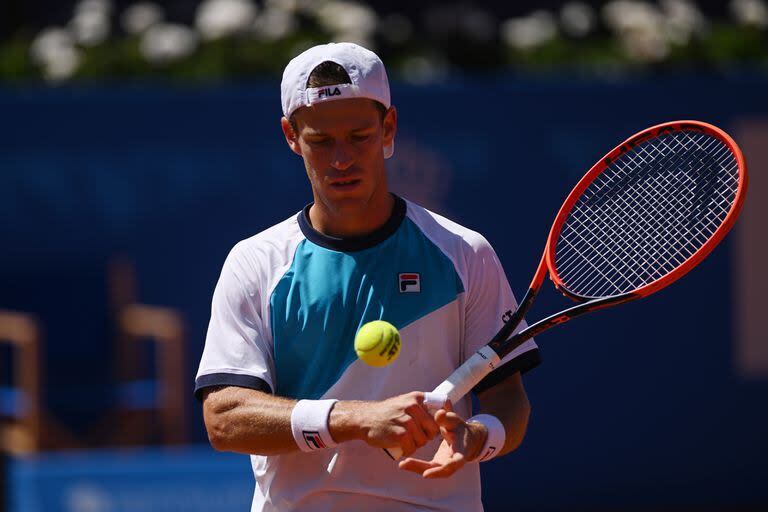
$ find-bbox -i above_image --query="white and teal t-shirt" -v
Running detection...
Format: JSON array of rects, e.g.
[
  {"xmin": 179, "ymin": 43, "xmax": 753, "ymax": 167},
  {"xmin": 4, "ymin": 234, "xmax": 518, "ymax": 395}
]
[{"xmin": 195, "ymin": 195, "xmax": 540, "ymax": 512}]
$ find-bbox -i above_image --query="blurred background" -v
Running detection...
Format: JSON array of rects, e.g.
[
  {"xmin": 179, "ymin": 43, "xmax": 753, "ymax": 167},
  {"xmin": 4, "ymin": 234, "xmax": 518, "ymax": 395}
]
[{"xmin": 1, "ymin": 1, "xmax": 766, "ymax": 511}]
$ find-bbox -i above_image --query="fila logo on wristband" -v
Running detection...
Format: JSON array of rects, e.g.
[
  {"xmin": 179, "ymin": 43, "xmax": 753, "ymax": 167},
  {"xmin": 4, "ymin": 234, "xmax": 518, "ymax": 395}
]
[
  {"xmin": 479, "ymin": 446, "xmax": 497, "ymax": 461},
  {"xmin": 302, "ymin": 430, "xmax": 326, "ymax": 450},
  {"xmin": 290, "ymin": 399, "xmax": 339, "ymax": 453}
]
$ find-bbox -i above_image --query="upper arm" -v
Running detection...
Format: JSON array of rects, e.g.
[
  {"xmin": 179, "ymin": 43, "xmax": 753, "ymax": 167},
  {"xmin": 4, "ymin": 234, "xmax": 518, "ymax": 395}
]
[{"xmin": 195, "ymin": 245, "xmax": 276, "ymax": 401}]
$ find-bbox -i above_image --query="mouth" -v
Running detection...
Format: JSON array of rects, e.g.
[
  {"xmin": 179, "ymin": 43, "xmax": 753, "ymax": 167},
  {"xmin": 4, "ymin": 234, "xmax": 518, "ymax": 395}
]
[{"xmin": 329, "ymin": 178, "xmax": 362, "ymax": 189}]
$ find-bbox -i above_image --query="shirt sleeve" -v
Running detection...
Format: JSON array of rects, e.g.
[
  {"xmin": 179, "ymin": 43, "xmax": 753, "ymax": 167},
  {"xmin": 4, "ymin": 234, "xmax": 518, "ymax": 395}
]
[
  {"xmin": 463, "ymin": 235, "xmax": 541, "ymax": 395},
  {"xmin": 194, "ymin": 245, "xmax": 275, "ymax": 401}
]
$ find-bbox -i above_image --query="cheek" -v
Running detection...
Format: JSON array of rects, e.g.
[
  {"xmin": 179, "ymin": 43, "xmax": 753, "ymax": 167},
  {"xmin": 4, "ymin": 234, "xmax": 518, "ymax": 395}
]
[
  {"xmin": 301, "ymin": 147, "xmax": 329, "ymax": 179},
  {"xmin": 358, "ymin": 139, "xmax": 383, "ymax": 163}
]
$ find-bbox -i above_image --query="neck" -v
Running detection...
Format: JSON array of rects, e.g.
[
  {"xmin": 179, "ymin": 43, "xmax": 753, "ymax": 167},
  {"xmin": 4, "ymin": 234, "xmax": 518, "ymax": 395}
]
[{"xmin": 309, "ymin": 192, "xmax": 395, "ymax": 238}]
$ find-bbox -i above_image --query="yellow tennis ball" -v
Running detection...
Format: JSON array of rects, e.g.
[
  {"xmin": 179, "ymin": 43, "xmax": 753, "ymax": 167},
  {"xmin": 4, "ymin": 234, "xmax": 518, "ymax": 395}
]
[{"xmin": 354, "ymin": 320, "xmax": 401, "ymax": 367}]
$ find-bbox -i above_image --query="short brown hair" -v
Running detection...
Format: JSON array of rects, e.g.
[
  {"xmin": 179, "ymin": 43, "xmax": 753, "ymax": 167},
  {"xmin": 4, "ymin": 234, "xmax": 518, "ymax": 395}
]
[{"xmin": 289, "ymin": 61, "xmax": 387, "ymax": 132}]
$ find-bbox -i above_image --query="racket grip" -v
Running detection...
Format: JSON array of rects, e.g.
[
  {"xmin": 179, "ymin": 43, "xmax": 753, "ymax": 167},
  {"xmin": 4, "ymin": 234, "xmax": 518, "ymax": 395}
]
[{"xmin": 383, "ymin": 346, "xmax": 502, "ymax": 461}]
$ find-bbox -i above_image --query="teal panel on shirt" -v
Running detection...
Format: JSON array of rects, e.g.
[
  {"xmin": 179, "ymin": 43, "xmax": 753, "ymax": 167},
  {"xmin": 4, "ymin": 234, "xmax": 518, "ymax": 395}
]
[{"xmin": 270, "ymin": 218, "xmax": 464, "ymax": 399}]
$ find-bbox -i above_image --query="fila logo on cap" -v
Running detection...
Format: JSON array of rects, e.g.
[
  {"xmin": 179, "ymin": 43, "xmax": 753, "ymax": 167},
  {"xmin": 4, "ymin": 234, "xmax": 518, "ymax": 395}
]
[
  {"xmin": 317, "ymin": 87, "xmax": 341, "ymax": 99},
  {"xmin": 399, "ymin": 273, "xmax": 421, "ymax": 293}
]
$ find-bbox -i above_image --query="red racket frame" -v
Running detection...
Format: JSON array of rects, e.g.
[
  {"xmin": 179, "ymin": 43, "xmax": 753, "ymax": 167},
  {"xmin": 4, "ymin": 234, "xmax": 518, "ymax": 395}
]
[{"xmin": 487, "ymin": 120, "xmax": 747, "ymax": 360}]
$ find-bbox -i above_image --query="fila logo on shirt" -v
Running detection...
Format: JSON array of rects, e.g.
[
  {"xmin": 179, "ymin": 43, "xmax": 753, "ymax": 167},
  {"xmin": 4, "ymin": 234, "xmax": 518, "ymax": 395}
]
[{"xmin": 399, "ymin": 273, "xmax": 421, "ymax": 293}]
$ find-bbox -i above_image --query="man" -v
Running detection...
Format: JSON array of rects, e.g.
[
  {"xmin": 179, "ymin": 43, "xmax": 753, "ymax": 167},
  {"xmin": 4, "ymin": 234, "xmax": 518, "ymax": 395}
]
[{"xmin": 195, "ymin": 42, "xmax": 541, "ymax": 511}]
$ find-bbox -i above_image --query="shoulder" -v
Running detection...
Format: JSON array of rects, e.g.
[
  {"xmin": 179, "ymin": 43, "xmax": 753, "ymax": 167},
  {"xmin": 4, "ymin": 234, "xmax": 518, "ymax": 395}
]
[
  {"xmin": 223, "ymin": 212, "xmax": 306, "ymax": 285},
  {"xmin": 403, "ymin": 199, "xmax": 494, "ymax": 260}
]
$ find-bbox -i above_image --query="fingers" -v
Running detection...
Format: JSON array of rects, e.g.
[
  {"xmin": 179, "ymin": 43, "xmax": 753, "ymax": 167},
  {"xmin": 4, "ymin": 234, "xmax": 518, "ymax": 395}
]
[
  {"xmin": 435, "ymin": 409, "xmax": 464, "ymax": 430},
  {"xmin": 399, "ymin": 453, "xmax": 467, "ymax": 479},
  {"xmin": 398, "ymin": 457, "xmax": 438, "ymax": 474},
  {"xmin": 423, "ymin": 452, "xmax": 466, "ymax": 479},
  {"xmin": 397, "ymin": 425, "xmax": 416, "ymax": 457},
  {"xmin": 409, "ymin": 402, "xmax": 440, "ymax": 440},
  {"xmin": 403, "ymin": 418, "xmax": 427, "ymax": 455}
]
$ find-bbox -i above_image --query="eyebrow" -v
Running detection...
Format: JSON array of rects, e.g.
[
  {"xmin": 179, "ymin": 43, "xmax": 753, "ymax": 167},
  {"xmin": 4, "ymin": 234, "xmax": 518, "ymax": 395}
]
[{"xmin": 303, "ymin": 124, "xmax": 376, "ymax": 137}]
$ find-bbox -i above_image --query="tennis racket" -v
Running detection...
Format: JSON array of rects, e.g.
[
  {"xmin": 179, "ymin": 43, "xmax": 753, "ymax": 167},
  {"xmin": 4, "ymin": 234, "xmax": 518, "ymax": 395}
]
[{"xmin": 386, "ymin": 120, "xmax": 747, "ymax": 460}]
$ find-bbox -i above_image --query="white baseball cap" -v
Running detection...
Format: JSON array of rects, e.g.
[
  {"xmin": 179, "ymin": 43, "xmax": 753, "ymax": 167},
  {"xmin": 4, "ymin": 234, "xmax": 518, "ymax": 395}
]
[{"xmin": 281, "ymin": 42, "xmax": 394, "ymax": 159}]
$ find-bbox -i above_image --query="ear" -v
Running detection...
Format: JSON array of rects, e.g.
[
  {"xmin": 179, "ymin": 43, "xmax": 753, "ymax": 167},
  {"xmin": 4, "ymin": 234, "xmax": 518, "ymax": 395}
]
[
  {"xmin": 281, "ymin": 117, "xmax": 302, "ymax": 156},
  {"xmin": 382, "ymin": 106, "xmax": 397, "ymax": 149}
]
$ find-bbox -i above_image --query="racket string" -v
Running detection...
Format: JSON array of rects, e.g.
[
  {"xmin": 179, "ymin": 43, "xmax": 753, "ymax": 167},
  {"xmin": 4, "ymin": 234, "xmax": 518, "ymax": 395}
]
[
  {"xmin": 560, "ymin": 132, "xmax": 737, "ymax": 295},
  {"xmin": 562, "ymin": 135, "xmax": 735, "ymax": 296},
  {"xmin": 559, "ymin": 133, "xmax": 720, "ymax": 275},
  {"xmin": 558, "ymin": 141, "xmax": 713, "ymax": 292},
  {"xmin": 554, "ymin": 130, "xmax": 739, "ymax": 298}
]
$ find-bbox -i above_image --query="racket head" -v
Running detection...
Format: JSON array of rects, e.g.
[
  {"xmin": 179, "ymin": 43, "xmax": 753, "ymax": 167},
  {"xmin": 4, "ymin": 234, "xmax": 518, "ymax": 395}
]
[{"xmin": 545, "ymin": 120, "xmax": 747, "ymax": 301}]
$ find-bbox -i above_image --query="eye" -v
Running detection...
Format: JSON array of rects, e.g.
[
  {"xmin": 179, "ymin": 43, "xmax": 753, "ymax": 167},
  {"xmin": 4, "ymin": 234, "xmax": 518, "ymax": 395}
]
[
  {"xmin": 352, "ymin": 134, "xmax": 371, "ymax": 143},
  {"xmin": 308, "ymin": 137, "xmax": 332, "ymax": 146}
]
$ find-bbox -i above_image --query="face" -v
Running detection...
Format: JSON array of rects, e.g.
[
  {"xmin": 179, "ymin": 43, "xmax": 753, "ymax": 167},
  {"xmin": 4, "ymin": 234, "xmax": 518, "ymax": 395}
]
[{"xmin": 282, "ymin": 98, "xmax": 397, "ymax": 215}]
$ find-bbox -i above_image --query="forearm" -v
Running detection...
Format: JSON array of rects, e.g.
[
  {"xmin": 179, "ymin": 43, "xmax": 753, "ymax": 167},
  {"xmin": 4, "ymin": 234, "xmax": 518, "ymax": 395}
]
[
  {"xmin": 203, "ymin": 388, "xmax": 378, "ymax": 455},
  {"xmin": 476, "ymin": 373, "xmax": 531, "ymax": 456},
  {"xmin": 203, "ymin": 387, "xmax": 301, "ymax": 455},
  {"xmin": 203, "ymin": 387, "xmax": 436, "ymax": 457}
]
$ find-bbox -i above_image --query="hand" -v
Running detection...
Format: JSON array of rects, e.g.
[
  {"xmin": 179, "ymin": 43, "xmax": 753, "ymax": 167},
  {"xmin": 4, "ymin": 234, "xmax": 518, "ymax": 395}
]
[
  {"xmin": 330, "ymin": 392, "xmax": 440, "ymax": 457},
  {"xmin": 398, "ymin": 401, "xmax": 487, "ymax": 479}
]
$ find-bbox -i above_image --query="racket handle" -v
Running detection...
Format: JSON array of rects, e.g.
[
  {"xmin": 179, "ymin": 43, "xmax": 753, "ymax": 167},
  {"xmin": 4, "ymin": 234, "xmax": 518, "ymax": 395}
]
[{"xmin": 383, "ymin": 346, "xmax": 501, "ymax": 461}]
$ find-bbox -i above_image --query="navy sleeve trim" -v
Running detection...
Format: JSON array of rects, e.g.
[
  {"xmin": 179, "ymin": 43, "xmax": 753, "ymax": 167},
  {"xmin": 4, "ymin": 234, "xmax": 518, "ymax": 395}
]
[
  {"xmin": 194, "ymin": 373, "xmax": 273, "ymax": 402},
  {"xmin": 472, "ymin": 348, "xmax": 542, "ymax": 395}
]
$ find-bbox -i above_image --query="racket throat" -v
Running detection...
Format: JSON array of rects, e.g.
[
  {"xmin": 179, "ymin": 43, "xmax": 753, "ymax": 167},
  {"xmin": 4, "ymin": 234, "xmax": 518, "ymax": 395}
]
[
  {"xmin": 489, "ymin": 287, "xmax": 538, "ymax": 355},
  {"xmin": 500, "ymin": 293, "xmax": 637, "ymax": 359}
]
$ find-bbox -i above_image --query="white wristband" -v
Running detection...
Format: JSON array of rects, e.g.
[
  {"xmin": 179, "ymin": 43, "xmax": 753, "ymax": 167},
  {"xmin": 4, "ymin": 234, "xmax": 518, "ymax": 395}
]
[
  {"xmin": 290, "ymin": 399, "xmax": 339, "ymax": 452},
  {"xmin": 467, "ymin": 414, "xmax": 505, "ymax": 462}
]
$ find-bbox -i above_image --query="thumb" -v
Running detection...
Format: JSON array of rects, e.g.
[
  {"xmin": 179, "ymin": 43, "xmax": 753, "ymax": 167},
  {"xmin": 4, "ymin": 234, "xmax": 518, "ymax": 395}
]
[{"xmin": 435, "ymin": 409, "xmax": 464, "ymax": 430}]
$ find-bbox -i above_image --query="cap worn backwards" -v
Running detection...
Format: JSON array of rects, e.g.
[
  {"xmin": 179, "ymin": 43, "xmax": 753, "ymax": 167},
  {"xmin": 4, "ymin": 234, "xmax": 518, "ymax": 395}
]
[{"xmin": 281, "ymin": 42, "xmax": 394, "ymax": 159}]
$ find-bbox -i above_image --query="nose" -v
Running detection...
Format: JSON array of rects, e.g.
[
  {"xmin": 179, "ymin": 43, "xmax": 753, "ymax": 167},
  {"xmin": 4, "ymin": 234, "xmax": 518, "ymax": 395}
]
[{"xmin": 331, "ymin": 141, "xmax": 355, "ymax": 171}]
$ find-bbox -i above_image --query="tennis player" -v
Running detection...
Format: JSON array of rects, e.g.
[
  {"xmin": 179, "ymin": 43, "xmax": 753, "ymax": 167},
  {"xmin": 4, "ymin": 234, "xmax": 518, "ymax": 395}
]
[{"xmin": 195, "ymin": 42, "xmax": 541, "ymax": 511}]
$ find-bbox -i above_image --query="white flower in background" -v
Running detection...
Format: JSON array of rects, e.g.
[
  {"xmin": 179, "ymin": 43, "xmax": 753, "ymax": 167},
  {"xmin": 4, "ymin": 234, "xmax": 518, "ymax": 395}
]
[
  {"xmin": 378, "ymin": 13, "xmax": 413, "ymax": 45},
  {"xmin": 70, "ymin": 7, "xmax": 111, "ymax": 46},
  {"xmin": 622, "ymin": 25, "xmax": 669, "ymax": 61},
  {"xmin": 30, "ymin": 28, "xmax": 82, "ymax": 81},
  {"xmin": 661, "ymin": 0, "xmax": 707, "ymax": 45},
  {"xmin": 121, "ymin": 2, "xmax": 164, "ymax": 35},
  {"xmin": 602, "ymin": 1, "xmax": 660, "ymax": 33},
  {"xmin": 730, "ymin": 0, "xmax": 768, "ymax": 28},
  {"xmin": 315, "ymin": 1, "xmax": 378, "ymax": 43},
  {"xmin": 501, "ymin": 10, "xmax": 558, "ymax": 50},
  {"xmin": 602, "ymin": 1, "xmax": 669, "ymax": 62},
  {"xmin": 560, "ymin": 1, "xmax": 596, "ymax": 37},
  {"xmin": 252, "ymin": 7, "xmax": 297, "ymax": 41},
  {"xmin": 196, "ymin": 0, "xmax": 258, "ymax": 40},
  {"xmin": 30, "ymin": 28, "xmax": 73, "ymax": 63},
  {"xmin": 140, "ymin": 23, "xmax": 198, "ymax": 64},
  {"xmin": 70, "ymin": 0, "xmax": 112, "ymax": 46}
]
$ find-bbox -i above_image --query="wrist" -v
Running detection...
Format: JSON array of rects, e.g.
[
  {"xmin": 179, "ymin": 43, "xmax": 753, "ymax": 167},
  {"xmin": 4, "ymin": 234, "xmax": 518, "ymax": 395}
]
[
  {"xmin": 465, "ymin": 421, "xmax": 488, "ymax": 461},
  {"xmin": 328, "ymin": 400, "xmax": 366, "ymax": 443},
  {"xmin": 467, "ymin": 414, "xmax": 506, "ymax": 462},
  {"xmin": 290, "ymin": 399, "xmax": 339, "ymax": 452}
]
